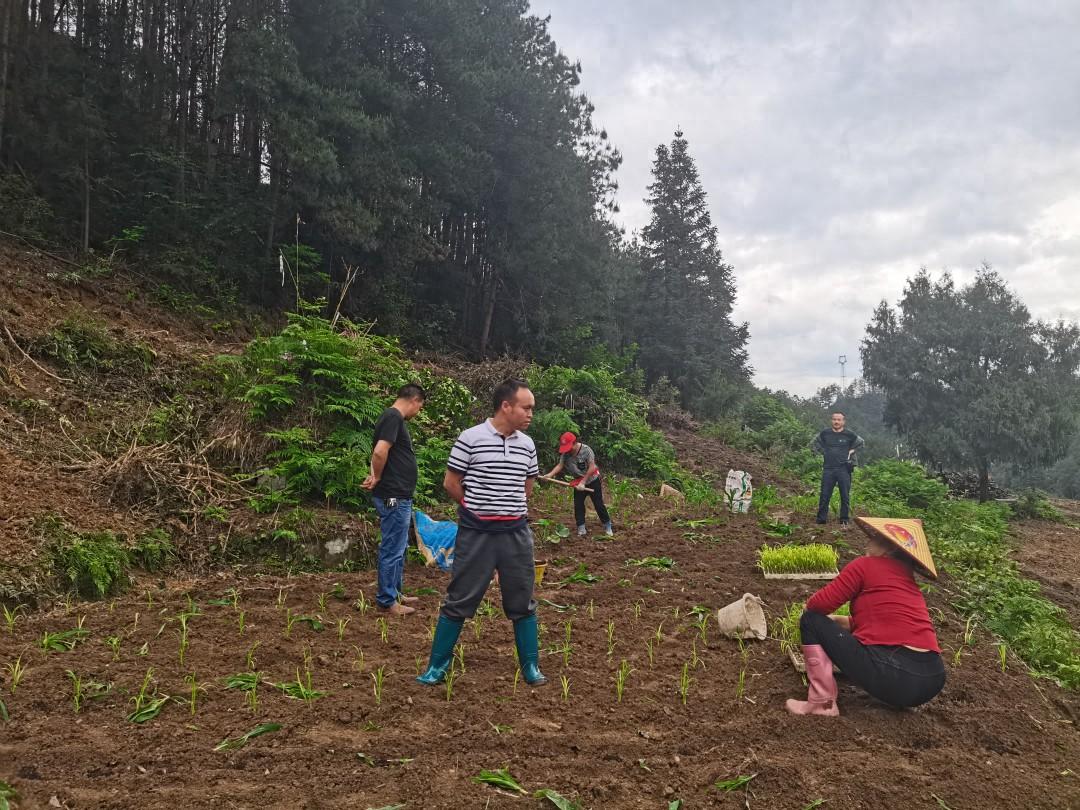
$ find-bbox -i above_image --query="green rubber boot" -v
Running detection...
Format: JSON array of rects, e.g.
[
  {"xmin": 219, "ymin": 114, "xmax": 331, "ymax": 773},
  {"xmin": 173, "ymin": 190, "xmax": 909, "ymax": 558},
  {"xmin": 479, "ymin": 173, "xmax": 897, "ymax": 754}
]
[
  {"xmin": 416, "ymin": 615, "xmax": 464, "ymax": 686},
  {"xmin": 513, "ymin": 614, "xmax": 547, "ymax": 686}
]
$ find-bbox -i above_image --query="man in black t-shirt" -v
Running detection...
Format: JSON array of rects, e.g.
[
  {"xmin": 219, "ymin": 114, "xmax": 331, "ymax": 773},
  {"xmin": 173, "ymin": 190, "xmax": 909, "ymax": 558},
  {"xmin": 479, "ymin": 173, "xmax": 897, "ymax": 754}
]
[
  {"xmin": 812, "ymin": 411, "xmax": 865, "ymax": 526},
  {"xmin": 361, "ymin": 383, "xmax": 426, "ymax": 615}
]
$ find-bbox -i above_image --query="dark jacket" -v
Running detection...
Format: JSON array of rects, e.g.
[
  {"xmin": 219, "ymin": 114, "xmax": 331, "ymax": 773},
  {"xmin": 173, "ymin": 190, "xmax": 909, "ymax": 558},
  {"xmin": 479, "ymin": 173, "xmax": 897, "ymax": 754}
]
[{"xmin": 812, "ymin": 428, "xmax": 865, "ymax": 470}]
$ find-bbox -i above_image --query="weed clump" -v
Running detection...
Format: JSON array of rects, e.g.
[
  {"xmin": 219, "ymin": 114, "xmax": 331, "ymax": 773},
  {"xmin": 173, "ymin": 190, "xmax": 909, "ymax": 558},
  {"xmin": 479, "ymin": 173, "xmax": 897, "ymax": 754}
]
[
  {"xmin": 45, "ymin": 519, "xmax": 130, "ymax": 599},
  {"xmin": 34, "ymin": 314, "xmax": 154, "ymax": 373}
]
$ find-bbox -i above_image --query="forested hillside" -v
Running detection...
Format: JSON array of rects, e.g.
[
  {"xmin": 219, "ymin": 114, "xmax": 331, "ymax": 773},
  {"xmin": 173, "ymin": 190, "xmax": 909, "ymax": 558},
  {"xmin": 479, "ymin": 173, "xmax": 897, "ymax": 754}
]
[{"xmin": 0, "ymin": 0, "xmax": 748, "ymax": 411}]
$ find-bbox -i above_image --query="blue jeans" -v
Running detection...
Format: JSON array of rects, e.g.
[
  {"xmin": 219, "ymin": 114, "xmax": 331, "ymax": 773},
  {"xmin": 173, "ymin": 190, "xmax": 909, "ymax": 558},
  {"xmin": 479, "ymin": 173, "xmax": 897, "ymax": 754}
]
[{"xmin": 373, "ymin": 496, "xmax": 412, "ymax": 608}]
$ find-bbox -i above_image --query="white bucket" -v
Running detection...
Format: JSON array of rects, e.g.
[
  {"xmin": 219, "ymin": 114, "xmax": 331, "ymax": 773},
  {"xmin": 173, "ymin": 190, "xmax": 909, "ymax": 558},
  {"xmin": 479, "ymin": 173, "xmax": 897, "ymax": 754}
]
[{"xmin": 715, "ymin": 593, "xmax": 767, "ymax": 640}]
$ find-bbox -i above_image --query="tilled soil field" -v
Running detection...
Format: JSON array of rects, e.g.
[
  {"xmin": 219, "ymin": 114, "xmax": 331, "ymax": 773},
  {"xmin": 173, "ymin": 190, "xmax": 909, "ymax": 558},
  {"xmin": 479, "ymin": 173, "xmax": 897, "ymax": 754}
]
[{"xmin": 2, "ymin": 476, "xmax": 1079, "ymax": 810}]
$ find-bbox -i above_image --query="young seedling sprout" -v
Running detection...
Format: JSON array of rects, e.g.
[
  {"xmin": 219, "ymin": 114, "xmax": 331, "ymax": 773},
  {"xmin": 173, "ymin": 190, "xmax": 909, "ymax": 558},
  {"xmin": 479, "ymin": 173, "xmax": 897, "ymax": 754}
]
[
  {"xmin": 237, "ymin": 610, "xmax": 246, "ymax": 636},
  {"xmin": 454, "ymin": 643, "xmax": 466, "ymax": 673},
  {"xmin": 614, "ymin": 659, "xmax": 632, "ymax": 703},
  {"xmin": 693, "ymin": 613, "xmax": 709, "ymax": 644},
  {"xmin": 444, "ymin": 660, "xmax": 458, "ymax": 702},
  {"xmin": 331, "ymin": 582, "xmax": 346, "ymax": 600},
  {"xmin": 337, "ymin": 617, "xmax": 350, "ymax": 641},
  {"xmin": 587, "ymin": 599, "xmax": 595, "ymax": 620},
  {"xmin": 284, "ymin": 608, "xmax": 297, "ymax": 638},
  {"xmin": 67, "ymin": 670, "xmax": 83, "ymax": 713},
  {"xmin": 472, "ymin": 616, "xmax": 484, "ymax": 641},
  {"xmin": 352, "ymin": 646, "xmax": 365, "ymax": 673},
  {"xmin": 354, "ymin": 592, "xmax": 369, "ymax": 615},
  {"xmin": 678, "ymin": 662, "xmax": 692, "ymax": 705},
  {"xmin": 560, "ymin": 674, "xmax": 570, "ymax": 702},
  {"xmin": 317, "ymin": 592, "xmax": 328, "ymax": 611},
  {"xmin": 606, "ymin": 620, "xmax": 616, "ymax": 657},
  {"xmin": 690, "ymin": 638, "xmax": 704, "ymax": 671},
  {"xmin": 646, "ymin": 639, "xmax": 655, "ymax": 667},
  {"xmin": 999, "ymin": 643, "xmax": 1007, "ymax": 672},
  {"xmin": 415, "ymin": 655, "xmax": 424, "ymax": 676},
  {"xmin": 2, "ymin": 604, "xmax": 23, "ymax": 634},
  {"xmin": 184, "ymin": 673, "xmax": 207, "ymax": 716},
  {"xmin": 6, "ymin": 656, "xmax": 27, "ymax": 692},
  {"xmin": 245, "ymin": 640, "xmax": 260, "ymax": 671},
  {"xmin": 104, "ymin": 635, "xmax": 122, "ymax": 661},
  {"xmin": 735, "ymin": 638, "xmax": 749, "ymax": 700},
  {"xmin": 377, "ymin": 617, "xmax": 389, "ymax": 644},
  {"xmin": 371, "ymin": 666, "xmax": 386, "ymax": 707}
]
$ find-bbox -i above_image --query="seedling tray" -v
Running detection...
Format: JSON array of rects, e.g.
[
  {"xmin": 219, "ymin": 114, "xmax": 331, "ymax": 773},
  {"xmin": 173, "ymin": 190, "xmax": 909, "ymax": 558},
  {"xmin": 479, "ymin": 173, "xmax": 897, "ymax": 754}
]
[
  {"xmin": 763, "ymin": 571, "xmax": 838, "ymax": 580},
  {"xmin": 787, "ymin": 648, "xmax": 840, "ymax": 674}
]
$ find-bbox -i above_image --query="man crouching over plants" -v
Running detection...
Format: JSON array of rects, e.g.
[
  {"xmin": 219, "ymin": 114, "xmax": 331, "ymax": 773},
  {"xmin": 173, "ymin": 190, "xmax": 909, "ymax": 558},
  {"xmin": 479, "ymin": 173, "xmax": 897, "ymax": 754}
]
[
  {"xmin": 785, "ymin": 517, "xmax": 945, "ymax": 716},
  {"xmin": 417, "ymin": 378, "xmax": 547, "ymax": 687}
]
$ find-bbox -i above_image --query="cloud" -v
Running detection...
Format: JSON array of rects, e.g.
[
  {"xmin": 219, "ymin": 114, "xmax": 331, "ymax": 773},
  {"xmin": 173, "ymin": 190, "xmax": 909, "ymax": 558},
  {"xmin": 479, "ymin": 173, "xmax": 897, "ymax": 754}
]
[{"xmin": 531, "ymin": 0, "xmax": 1080, "ymax": 394}]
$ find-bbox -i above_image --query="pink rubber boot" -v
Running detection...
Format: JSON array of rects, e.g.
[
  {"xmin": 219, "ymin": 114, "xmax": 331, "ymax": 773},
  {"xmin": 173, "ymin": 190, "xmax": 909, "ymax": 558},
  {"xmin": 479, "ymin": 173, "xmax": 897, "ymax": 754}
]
[{"xmin": 786, "ymin": 644, "xmax": 840, "ymax": 716}]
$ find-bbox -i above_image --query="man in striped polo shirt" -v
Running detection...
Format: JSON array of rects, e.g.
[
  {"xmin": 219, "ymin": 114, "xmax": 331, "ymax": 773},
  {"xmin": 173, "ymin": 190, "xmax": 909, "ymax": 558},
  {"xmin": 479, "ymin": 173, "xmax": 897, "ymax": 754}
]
[{"xmin": 417, "ymin": 378, "xmax": 547, "ymax": 687}]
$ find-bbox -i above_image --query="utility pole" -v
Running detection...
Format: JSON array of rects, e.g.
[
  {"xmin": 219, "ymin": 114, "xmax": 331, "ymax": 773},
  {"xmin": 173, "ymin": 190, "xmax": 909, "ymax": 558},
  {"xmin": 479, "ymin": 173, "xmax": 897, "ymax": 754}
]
[{"xmin": 838, "ymin": 355, "xmax": 847, "ymax": 390}]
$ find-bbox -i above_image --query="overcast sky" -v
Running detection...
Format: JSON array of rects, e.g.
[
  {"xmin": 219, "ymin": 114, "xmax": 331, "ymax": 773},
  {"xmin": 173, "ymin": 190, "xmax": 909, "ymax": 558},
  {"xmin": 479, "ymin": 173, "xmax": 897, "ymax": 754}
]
[{"xmin": 530, "ymin": 1, "xmax": 1080, "ymax": 396}]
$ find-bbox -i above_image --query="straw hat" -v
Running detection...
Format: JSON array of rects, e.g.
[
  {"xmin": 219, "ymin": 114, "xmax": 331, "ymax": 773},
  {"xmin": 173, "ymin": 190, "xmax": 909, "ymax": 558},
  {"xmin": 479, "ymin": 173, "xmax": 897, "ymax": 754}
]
[{"xmin": 854, "ymin": 517, "xmax": 938, "ymax": 579}]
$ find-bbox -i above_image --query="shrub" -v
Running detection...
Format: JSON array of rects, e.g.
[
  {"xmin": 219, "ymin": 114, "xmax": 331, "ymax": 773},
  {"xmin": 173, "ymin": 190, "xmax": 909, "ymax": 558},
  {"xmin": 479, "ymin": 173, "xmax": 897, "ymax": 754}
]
[
  {"xmin": 228, "ymin": 314, "xmax": 472, "ymax": 507},
  {"xmin": 44, "ymin": 519, "xmax": 131, "ymax": 599},
  {"xmin": 1010, "ymin": 490, "xmax": 1063, "ymax": 522},
  {"xmin": 132, "ymin": 530, "xmax": 176, "ymax": 572},
  {"xmin": 35, "ymin": 314, "xmax": 154, "ymax": 373}
]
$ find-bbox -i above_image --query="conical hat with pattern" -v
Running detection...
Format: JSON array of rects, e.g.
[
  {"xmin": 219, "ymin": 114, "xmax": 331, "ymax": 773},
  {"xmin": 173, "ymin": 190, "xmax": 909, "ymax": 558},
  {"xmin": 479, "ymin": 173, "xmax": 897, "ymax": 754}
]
[{"xmin": 854, "ymin": 517, "xmax": 938, "ymax": 579}]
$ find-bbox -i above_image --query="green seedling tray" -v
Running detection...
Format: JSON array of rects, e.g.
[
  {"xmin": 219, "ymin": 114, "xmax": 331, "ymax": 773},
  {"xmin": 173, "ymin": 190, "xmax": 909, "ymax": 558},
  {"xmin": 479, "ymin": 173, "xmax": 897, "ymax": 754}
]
[{"xmin": 763, "ymin": 571, "xmax": 838, "ymax": 580}]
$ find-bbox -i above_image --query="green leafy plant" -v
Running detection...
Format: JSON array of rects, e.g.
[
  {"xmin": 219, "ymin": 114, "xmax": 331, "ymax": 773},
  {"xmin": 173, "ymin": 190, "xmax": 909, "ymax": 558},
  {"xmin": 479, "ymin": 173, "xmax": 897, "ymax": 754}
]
[
  {"xmin": 534, "ymin": 788, "xmax": 584, "ymax": 810},
  {"xmin": 715, "ymin": 774, "xmax": 757, "ymax": 792},
  {"xmin": 626, "ymin": 556, "xmax": 675, "ymax": 570},
  {"xmin": 472, "ymin": 767, "xmax": 526, "ymax": 794},
  {"xmin": 560, "ymin": 674, "xmax": 571, "ymax": 702},
  {"xmin": 0, "ymin": 778, "xmax": 18, "ymax": 810},
  {"xmin": 214, "ymin": 722, "xmax": 282, "ymax": 751},
  {"xmin": 562, "ymin": 563, "xmax": 601, "ymax": 585},
  {"xmin": 2, "ymin": 605, "xmax": 23, "ymax": 634},
  {"xmin": 5, "ymin": 657, "xmax": 27, "ymax": 692},
  {"xmin": 46, "ymin": 521, "xmax": 130, "ymax": 598},
  {"xmin": 127, "ymin": 668, "xmax": 169, "ymax": 724},
  {"xmin": 39, "ymin": 627, "xmax": 90, "ymax": 653},
  {"xmin": 275, "ymin": 669, "xmax": 326, "ymax": 703}
]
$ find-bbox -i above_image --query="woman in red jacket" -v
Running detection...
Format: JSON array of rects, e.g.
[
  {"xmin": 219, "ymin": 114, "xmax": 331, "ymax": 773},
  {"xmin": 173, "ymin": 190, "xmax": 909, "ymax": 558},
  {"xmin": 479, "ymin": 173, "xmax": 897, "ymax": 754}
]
[{"xmin": 786, "ymin": 518, "xmax": 946, "ymax": 716}]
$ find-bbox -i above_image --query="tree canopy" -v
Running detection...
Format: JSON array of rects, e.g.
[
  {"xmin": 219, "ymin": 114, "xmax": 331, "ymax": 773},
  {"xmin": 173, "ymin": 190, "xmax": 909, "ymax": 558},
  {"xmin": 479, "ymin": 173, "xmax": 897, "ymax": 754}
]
[{"xmin": 860, "ymin": 266, "xmax": 1080, "ymax": 500}]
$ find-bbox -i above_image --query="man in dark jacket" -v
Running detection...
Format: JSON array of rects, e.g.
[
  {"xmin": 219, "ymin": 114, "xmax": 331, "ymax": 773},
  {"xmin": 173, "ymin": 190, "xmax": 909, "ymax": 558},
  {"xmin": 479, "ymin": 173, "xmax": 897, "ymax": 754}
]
[
  {"xmin": 812, "ymin": 411, "xmax": 864, "ymax": 525},
  {"xmin": 361, "ymin": 383, "xmax": 426, "ymax": 615}
]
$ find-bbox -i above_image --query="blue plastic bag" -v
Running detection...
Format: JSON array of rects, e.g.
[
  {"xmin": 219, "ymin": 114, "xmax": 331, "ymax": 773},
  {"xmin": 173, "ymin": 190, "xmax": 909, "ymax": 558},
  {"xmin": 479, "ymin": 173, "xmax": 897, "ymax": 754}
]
[{"xmin": 413, "ymin": 510, "xmax": 456, "ymax": 572}]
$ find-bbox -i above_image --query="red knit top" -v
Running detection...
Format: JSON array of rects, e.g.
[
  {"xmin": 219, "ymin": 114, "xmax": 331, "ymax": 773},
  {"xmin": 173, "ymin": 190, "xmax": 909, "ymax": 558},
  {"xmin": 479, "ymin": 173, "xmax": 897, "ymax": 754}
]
[{"xmin": 806, "ymin": 555, "xmax": 941, "ymax": 653}]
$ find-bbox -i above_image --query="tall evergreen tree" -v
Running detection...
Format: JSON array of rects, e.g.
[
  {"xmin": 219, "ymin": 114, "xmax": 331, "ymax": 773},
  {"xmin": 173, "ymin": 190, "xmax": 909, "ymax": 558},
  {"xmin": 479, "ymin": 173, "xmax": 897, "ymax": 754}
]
[{"xmin": 635, "ymin": 130, "xmax": 749, "ymax": 406}]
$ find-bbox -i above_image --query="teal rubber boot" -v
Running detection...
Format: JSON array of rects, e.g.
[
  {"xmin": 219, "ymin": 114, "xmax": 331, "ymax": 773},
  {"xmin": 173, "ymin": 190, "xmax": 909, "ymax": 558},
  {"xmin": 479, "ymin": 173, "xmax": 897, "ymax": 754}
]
[
  {"xmin": 513, "ymin": 614, "xmax": 548, "ymax": 686},
  {"xmin": 416, "ymin": 616, "xmax": 464, "ymax": 686}
]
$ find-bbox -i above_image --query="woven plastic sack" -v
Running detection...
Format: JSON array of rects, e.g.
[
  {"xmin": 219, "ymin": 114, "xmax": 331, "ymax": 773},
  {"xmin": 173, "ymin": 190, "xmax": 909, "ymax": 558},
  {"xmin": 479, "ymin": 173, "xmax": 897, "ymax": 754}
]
[{"xmin": 724, "ymin": 469, "xmax": 753, "ymax": 513}]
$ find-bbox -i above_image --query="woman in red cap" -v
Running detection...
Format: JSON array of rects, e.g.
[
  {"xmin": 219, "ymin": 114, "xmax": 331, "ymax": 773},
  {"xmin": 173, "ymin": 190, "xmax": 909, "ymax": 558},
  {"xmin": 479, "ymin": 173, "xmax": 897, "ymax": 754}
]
[
  {"xmin": 785, "ymin": 517, "xmax": 945, "ymax": 716},
  {"xmin": 545, "ymin": 432, "xmax": 613, "ymax": 537}
]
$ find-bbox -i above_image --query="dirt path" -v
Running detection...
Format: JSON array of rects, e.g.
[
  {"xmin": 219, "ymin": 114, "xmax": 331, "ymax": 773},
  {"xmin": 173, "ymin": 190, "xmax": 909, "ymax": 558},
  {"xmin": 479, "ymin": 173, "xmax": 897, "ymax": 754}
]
[{"xmin": 2, "ymin": 467, "xmax": 1078, "ymax": 810}]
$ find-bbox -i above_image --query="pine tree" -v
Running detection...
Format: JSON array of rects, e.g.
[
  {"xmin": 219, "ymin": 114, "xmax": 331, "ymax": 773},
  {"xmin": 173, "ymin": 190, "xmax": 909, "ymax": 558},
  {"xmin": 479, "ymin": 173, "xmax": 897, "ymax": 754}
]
[{"xmin": 636, "ymin": 130, "xmax": 749, "ymax": 406}]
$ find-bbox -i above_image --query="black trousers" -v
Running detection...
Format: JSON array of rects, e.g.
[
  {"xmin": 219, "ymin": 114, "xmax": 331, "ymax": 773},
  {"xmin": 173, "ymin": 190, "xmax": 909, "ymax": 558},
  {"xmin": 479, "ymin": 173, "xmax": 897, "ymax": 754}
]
[
  {"xmin": 817, "ymin": 466, "xmax": 852, "ymax": 522},
  {"xmin": 574, "ymin": 476, "xmax": 611, "ymax": 527},
  {"xmin": 801, "ymin": 611, "xmax": 945, "ymax": 708}
]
